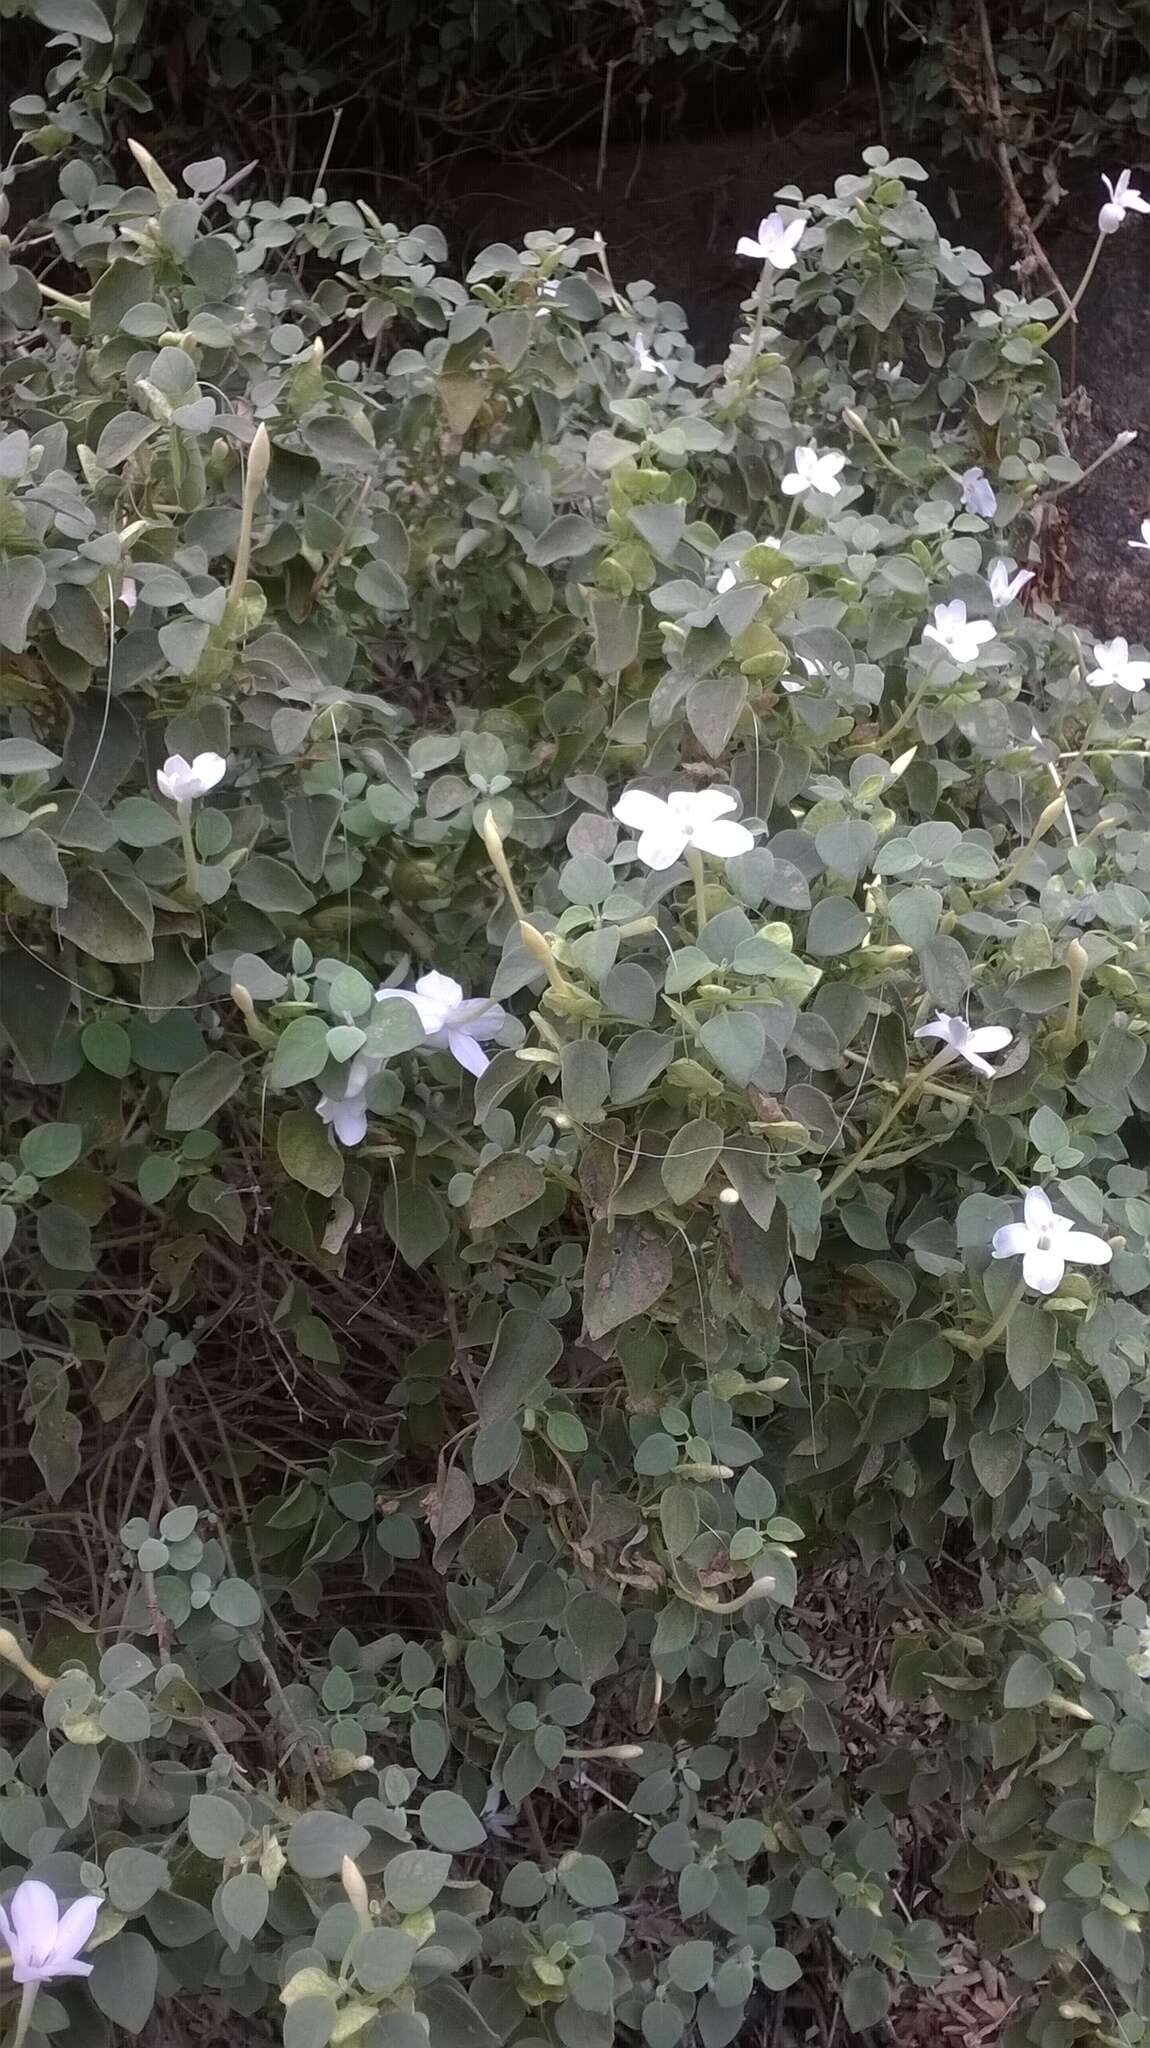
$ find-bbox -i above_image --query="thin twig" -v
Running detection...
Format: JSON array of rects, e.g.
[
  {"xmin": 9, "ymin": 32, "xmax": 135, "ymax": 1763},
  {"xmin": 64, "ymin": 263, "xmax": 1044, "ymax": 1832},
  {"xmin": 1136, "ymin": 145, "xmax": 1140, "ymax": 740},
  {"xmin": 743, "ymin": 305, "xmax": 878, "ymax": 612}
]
[{"xmin": 974, "ymin": 0, "xmax": 1074, "ymax": 315}]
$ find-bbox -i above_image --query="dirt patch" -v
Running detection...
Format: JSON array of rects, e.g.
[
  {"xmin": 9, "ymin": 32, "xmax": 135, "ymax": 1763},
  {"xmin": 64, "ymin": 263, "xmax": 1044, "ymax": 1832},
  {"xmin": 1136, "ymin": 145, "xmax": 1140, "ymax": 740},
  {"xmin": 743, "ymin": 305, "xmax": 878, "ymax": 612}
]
[{"xmin": 408, "ymin": 101, "xmax": 1150, "ymax": 645}]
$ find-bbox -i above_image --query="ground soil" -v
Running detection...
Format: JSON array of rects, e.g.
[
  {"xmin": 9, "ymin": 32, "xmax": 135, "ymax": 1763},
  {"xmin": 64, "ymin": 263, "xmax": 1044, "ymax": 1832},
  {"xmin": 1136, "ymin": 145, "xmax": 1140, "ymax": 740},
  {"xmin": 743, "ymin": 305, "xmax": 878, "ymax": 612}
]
[{"xmin": 407, "ymin": 93, "xmax": 1150, "ymax": 646}]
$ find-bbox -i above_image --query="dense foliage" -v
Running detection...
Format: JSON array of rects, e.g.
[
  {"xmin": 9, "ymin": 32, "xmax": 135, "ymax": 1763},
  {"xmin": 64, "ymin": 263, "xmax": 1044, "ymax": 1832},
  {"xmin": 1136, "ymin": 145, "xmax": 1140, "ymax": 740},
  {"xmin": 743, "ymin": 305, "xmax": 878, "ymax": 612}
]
[{"xmin": 2, "ymin": 37, "xmax": 1150, "ymax": 2048}]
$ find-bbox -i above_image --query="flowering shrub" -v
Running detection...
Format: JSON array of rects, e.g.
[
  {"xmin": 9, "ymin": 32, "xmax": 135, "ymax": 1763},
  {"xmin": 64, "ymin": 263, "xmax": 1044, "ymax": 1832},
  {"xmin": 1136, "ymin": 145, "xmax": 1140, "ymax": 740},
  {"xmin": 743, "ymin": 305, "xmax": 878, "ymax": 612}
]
[{"xmin": 2, "ymin": 101, "xmax": 1150, "ymax": 2048}]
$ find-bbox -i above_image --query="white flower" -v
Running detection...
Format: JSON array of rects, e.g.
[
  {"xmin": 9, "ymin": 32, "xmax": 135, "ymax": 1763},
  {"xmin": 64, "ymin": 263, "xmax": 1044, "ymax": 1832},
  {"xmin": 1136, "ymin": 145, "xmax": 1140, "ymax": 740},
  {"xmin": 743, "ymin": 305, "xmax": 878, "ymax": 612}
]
[
  {"xmin": 782, "ymin": 445, "xmax": 847, "ymax": 499},
  {"xmin": 317, "ymin": 1054, "xmax": 377, "ymax": 1148},
  {"xmin": 960, "ymin": 466, "xmax": 997, "ymax": 519},
  {"xmin": 716, "ymin": 565, "xmax": 738, "ymax": 593},
  {"xmin": 119, "ymin": 576, "xmax": 138, "ymax": 613},
  {"xmin": 633, "ymin": 336, "xmax": 673, "ymax": 381},
  {"xmin": 156, "ymin": 752, "xmax": 228, "ymax": 803},
  {"xmin": 991, "ymin": 1186, "xmax": 1111, "ymax": 1297},
  {"xmin": 613, "ymin": 788, "xmax": 756, "ymax": 871},
  {"xmin": 1086, "ymin": 636, "xmax": 1150, "ymax": 694},
  {"xmin": 877, "ymin": 360, "xmax": 904, "ymax": 384},
  {"xmin": 1099, "ymin": 169, "xmax": 1150, "ymax": 234},
  {"xmin": 923, "ymin": 599, "xmax": 997, "ymax": 666},
  {"xmin": 913, "ymin": 1011, "xmax": 1012, "ymax": 1079},
  {"xmin": 0, "ymin": 1880, "xmax": 100, "ymax": 1985},
  {"xmin": 1128, "ymin": 519, "xmax": 1150, "ymax": 553},
  {"xmin": 988, "ymin": 558, "xmax": 1035, "ymax": 608},
  {"xmin": 376, "ymin": 970, "xmax": 506, "ymax": 1078},
  {"xmin": 735, "ymin": 212, "xmax": 806, "ymax": 269},
  {"xmin": 1131, "ymin": 1624, "xmax": 1150, "ymax": 1679}
]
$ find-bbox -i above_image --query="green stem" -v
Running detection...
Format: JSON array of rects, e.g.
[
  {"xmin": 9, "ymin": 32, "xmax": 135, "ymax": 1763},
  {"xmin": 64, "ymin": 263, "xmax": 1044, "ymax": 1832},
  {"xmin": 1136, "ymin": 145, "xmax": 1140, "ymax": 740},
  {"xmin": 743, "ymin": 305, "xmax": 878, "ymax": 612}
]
[
  {"xmin": 686, "ymin": 846, "xmax": 708, "ymax": 937},
  {"xmin": 1045, "ymin": 230, "xmax": 1105, "ymax": 341},
  {"xmin": 823, "ymin": 1050, "xmax": 951, "ymax": 1202},
  {"xmin": 864, "ymin": 679, "xmax": 931, "ymax": 755},
  {"xmin": 11, "ymin": 1982, "xmax": 40, "ymax": 2048},
  {"xmin": 953, "ymin": 1275, "xmax": 1026, "ymax": 1359},
  {"xmin": 177, "ymin": 803, "xmax": 200, "ymax": 901}
]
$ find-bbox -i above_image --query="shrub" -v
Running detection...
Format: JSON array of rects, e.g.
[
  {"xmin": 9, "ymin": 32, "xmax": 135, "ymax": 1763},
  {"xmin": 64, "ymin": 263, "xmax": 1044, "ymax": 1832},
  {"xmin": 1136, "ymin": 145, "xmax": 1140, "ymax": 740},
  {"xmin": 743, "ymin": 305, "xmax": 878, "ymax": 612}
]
[{"xmin": 1, "ymin": 106, "xmax": 1149, "ymax": 2048}]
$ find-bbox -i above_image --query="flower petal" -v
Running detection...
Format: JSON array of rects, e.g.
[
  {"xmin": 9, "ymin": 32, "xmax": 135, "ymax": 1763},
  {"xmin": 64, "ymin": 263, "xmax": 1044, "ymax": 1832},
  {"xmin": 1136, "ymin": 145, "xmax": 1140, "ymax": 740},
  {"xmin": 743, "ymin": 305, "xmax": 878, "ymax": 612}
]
[
  {"xmin": 447, "ymin": 1030, "xmax": 489, "ymax": 1077},
  {"xmin": 736, "ymin": 235, "xmax": 765, "ymax": 259},
  {"xmin": 1023, "ymin": 1244, "xmax": 1064, "ymax": 1294},
  {"xmin": 613, "ymin": 789, "xmax": 669, "ymax": 833},
  {"xmin": 1060, "ymin": 1231, "xmax": 1112, "ymax": 1268},
  {"xmin": 10, "ymin": 1881, "xmax": 59, "ymax": 1954},
  {"xmin": 53, "ymin": 1895, "xmax": 100, "ymax": 1963},
  {"xmin": 965, "ymin": 1027, "xmax": 1012, "ymax": 1055},
  {"xmin": 958, "ymin": 1047, "xmax": 996, "ymax": 1078},
  {"xmin": 780, "ymin": 473, "xmax": 804, "ymax": 495},
  {"xmin": 451, "ymin": 999, "xmax": 506, "ymax": 1042},
  {"xmin": 913, "ymin": 1021, "xmax": 951, "ymax": 1044},
  {"xmin": 635, "ymin": 824, "xmax": 688, "ymax": 870},
  {"xmin": 692, "ymin": 820, "xmax": 755, "ymax": 859},
  {"xmin": 683, "ymin": 788, "xmax": 738, "ymax": 823},
  {"xmin": 992, "ymin": 1223, "xmax": 1031, "ymax": 1258},
  {"xmin": 1023, "ymin": 1187, "xmax": 1055, "ymax": 1231}
]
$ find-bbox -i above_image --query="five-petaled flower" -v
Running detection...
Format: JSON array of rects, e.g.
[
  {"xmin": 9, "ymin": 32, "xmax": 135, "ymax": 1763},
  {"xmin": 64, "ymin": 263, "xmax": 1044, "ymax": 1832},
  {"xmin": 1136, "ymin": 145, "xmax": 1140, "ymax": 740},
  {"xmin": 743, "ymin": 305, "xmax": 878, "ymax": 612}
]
[
  {"xmin": 156, "ymin": 752, "xmax": 227, "ymax": 803},
  {"xmin": 735, "ymin": 212, "xmax": 806, "ymax": 269},
  {"xmin": 613, "ymin": 788, "xmax": 756, "ymax": 871},
  {"xmin": 992, "ymin": 1186, "xmax": 1111, "ymax": 1296},
  {"xmin": 782, "ymin": 445, "xmax": 847, "ymax": 499},
  {"xmin": 960, "ymin": 466, "xmax": 997, "ymax": 519},
  {"xmin": 376, "ymin": 971, "xmax": 506, "ymax": 1079},
  {"xmin": 1086, "ymin": 636, "xmax": 1150, "ymax": 694},
  {"xmin": 0, "ymin": 1880, "xmax": 100, "ymax": 1985},
  {"xmin": 923, "ymin": 599, "xmax": 997, "ymax": 666},
  {"xmin": 1129, "ymin": 519, "xmax": 1150, "ymax": 554},
  {"xmin": 1099, "ymin": 169, "xmax": 1150, "ymax": 234},
  {"xmin": 913, "ymin": 1011, "xmax": 1013, "ymax": 1079},
  {"xmin": 988, "ymin": 558, "xmax": 1035, "ymax": 609}
]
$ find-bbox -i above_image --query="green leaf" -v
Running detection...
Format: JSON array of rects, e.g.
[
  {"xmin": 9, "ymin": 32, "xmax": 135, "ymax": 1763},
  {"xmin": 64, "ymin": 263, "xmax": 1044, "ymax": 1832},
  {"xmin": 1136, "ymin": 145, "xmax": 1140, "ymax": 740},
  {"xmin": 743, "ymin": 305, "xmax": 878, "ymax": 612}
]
[
  {"xmin": 526, "ymin": 514, "xmax": 602, "ymax": 565},
  {"xmin": 419, "ymin": 1789, "xmax": 486, "ymax": 1851},
  {"xmin": 583, "ymin": 1220, "xmax": 673, "ymax": 1340},
  {"xmin": 560, "ymin": 1039, "xmax": 610, "ymax": 1121},
  {"xmin": 236, "ymin": 855, "xmax": 315, "ymax": 914},
  {"xmin": 82, "ymin": 1018, "xmax": 132, "ymax": 1077},
  {"xmin": 698, "ymin": 1011, "xmax": 766, "ymax": 1086},
  {"xmin": 165, "ymin": 1052, "xmax": 243, "ymax": 1131},
  {"xmin": 286, "ymin": 1811, "xmax": 370, "ymax": 1878},
  {"xmin": 29, "ymin": 0, "xmax": 112, "ymax": 34},
  {"xmin": 0, "ymin": 738, "xmax": 60, "ymax": 773},
  {"xmin": 383, "ymin": 1848, "xmax": 452, "ymax": 1913},
  {"xmin": 219, "ymin": 1872, "xmax": 270, "ymax": 1941},
  {"xmin": 558, "ymin": 1852, "xmax": 618, "ymax": 1908},
  {"xmin": 807, "ymin": 895, "xmax": 869, "ymax": 955},
  {"xmin": 841, "ymin": 1964, "xmax": 891, "ymax": 2030},
  {"xmin": 1094, "ymin": 1769, "xmax": 1141, "ymax": 1847},
  {"xmin": 20, "ymin": 1122, "xmax": 83, "ymax": 1178},
  {"xmin": 46, "ymin": 1738, "xmax": 100, "ymax": 1826},
  {"xmin": 0, "ymin": 827, "xmax": 68, "ymax": 907},
  {"xmin": 188, "ymin": 1792, "xmax": 247, "ymax": 1858},
  {"xmin": 1006, "ymin": 1302, "xmax": 1055, "ymax": 1389},
  {"xmin": 277, "ymin": 1110, "xmax": 342, "ymax": 1196},
  {"xmin": 759, "ymin": 1950, "xmax": 802, "ymax": 1991},
  {"xmin": 1002, "ymin": 1652, "xmax": 1052, "ymax": 1709},
  {"xmin": 95, "ymin": 410, "xmax": 157, "ymax": 468},
  {"xmin": 467, "ymin": 1154, "xmax": 545, "ymax": 1229},
  {"xmin": 56, "ymin": 867, "xmax": 153, "ymax": 962},
  {"xmin": 970, "ymin": 1430, "xmax": 1023, "ymax": 1498},
  {"xmin": 0, "ymin": 557, "xmax": 46, "ymax": 652},
  {"xmin": 875, "ymin": 1319, "xmax": 954, "ymax": 1389},
  {"xmin": 856, "ymin": 260, "xmax": 907, "ymax": 331},
  {"xmin": 476, "ymin": 1309, "xmax": 563, "ymax": 1424},
  {"xmin": 1082, "ymin": 1906, "xmax": 1144, "ymax": 1983},
  {"xmin": 271, "ymin": 1016, "xmax": 332, "ymax": 1087},
  {"xmin": 105, "ymin": 1847, "xmax": 169, "ymax": 1913},
  {"xmin": 210, "ymin": 1577, "xmax": 263, "ymax": 1629},
  {"xmin": 565, "ymin": 1590, "xmax": 627, "ymax": 1682},
  {"xmin": 88, "ymin": 1931, "xmax": 157, "ymax": 2034},
  {"xmin": 351, "ymin": 1927, "xmax": 417, "ymax": 1994},
  {"xmin": 36, "ymin": 1205, "xmax": 92, "ymax": 1273},
  {"xmin": 661, "ymin": 1118, "xmax": 723, "ymax": 1203},
  {"xmin": 590, "ymin": 592, "xmax": 641, "ymax": 676}
]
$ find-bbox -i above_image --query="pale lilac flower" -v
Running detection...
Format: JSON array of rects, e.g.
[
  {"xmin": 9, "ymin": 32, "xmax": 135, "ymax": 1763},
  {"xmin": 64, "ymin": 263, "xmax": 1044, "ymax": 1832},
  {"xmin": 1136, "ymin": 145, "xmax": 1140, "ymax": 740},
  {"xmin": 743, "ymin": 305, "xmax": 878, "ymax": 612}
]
[
  {"xmin": 1099, "ymin": 170, "xmax": 1150, "ymax": 234},
  {"xmin": 923, "ymin": 599, "xmax": 997, "ymax": 665},
  {"xmin": 991, "ymin": 1186, "xmax": 1111, "ymax": 1296},
  {"xmin": 735, "ymin": 212, "xmax": 806, "ymax": 269},
  {"xmin": 156, "ymin": 752, "xmax": 227, "ymax": 803},
  {"xmin": 782, "ymin": 445, "xmax": 847, "ymax": 499},
  {"xmin": 613, "ymin": 788, "xmax": 755, "ymax": 870},
  {"xmin": 633, "ymin": 337, "xmax": 672, "ymax": 382},
  {"xmin": 0, "ymin": 1881, "xmax": 100, "ymax": 1985},
  {"xmin": 913, "ymin": 1011, "xmax": 1012, "ymax": 1079},
  {"xmin": 988, "ymin": 559, "xmax": 1035, "ymax": 608},
  {"xmin": 317, "ymin": 1054, "xmax": 377, "ymax": 1148},
  {"xmin": 1129, "ymin": 519, "xmax": 1150, "ymax": 553},
  {"xmin": 1087, "ymin": 636, "xmax": 1150, "ymax": 693},
  {"xmin": 376, "ymin": 970, "xmax": 506, "ymax": 1079},
  {"xmin": 960, "ymin": 466, "xmax": 997, "ymax": 519}
]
